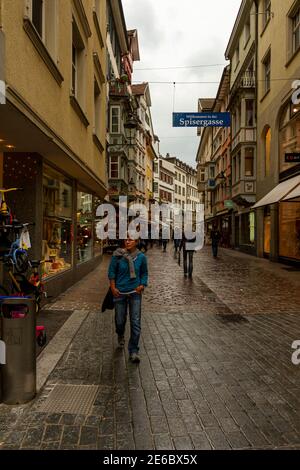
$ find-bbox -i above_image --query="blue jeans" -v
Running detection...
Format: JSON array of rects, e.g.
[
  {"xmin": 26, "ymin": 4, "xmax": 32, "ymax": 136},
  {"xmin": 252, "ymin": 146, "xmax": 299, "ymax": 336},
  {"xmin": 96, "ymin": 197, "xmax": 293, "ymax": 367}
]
[{"xmin": 114, "ymin": 293, "xmax": 142, "ymax": 354}]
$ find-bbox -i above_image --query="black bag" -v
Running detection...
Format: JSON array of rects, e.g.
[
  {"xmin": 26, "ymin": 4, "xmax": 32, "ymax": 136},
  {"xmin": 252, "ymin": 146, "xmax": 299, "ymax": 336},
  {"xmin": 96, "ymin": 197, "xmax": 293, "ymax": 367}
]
[
  {"xmin": 101, "ymin": 258, "xmax": 120, "ymax": 312},
  {"xmin": 101, "ymin": 287, "xmax": 114, "ymax": 312}
]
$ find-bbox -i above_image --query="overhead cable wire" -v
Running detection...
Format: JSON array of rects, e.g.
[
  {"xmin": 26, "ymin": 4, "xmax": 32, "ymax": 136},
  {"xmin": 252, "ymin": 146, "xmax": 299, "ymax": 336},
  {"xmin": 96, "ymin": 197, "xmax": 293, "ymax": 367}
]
[
  {"xmin": 132, "ymin": 78, "xmax": 300, "ymax": 85},
  {"xmin": 135, "ymin": 63, "xmax": 227, "ymax": 71}
]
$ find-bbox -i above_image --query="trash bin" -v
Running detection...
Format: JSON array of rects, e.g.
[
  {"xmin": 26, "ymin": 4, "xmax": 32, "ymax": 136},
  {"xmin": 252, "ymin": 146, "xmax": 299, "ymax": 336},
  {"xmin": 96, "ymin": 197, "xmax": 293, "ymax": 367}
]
[{"xmin": 0, "ymin": 297, "xmax": 36, "ymax": 405}]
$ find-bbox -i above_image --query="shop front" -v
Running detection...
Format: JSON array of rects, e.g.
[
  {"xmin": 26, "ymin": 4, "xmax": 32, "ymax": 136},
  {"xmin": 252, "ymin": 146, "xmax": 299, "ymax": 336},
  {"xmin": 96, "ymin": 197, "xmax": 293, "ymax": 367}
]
[
  {"xmin": 42, "ymin": 164, "xmax": 104, "ymax": 296},
  {"xmin": 279, "ymin": 201, "xmax": 300, "ymax": 262},
  {"xmin": 2, "ymin": 155, "xmax": 105, "ymax": 299}
]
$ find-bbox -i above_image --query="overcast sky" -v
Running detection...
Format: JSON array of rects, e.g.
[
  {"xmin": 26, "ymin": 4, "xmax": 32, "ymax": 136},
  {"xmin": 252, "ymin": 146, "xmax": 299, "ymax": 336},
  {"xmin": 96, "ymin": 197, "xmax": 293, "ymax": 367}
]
[{"xmin": 122, "ymin": 0, "xmax": 242, "ymax": 168}]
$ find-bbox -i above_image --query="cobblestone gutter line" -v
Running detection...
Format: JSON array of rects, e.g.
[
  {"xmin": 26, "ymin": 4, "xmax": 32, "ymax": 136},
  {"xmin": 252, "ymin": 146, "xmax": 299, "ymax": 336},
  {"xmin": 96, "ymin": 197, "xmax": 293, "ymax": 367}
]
[{"xmin": 37, "ymin": 309, "xmax": 90, "ymax": 391}]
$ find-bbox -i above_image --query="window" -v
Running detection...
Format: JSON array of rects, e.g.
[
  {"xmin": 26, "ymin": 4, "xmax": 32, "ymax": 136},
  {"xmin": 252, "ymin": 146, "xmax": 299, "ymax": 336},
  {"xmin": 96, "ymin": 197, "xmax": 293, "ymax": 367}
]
[
  {"xmin": 265, "ymin": 127, "xmax": 271, "ymax": 176},
  {"xmin": 264, "ymin": 0, "xmax": 271, "ymax": 27},
  {"xmin": 182, "ymin": 175, "xmax": 185, "ymax": 183},
  {"xmin": 94, "ymin": 79, "xmax": 101, "ymax": 138},
  {"xmin": 245, "ymin": 148, "xmax": 254, "ymax": 176},
  {"xmin": 183, "ymin": 187, "xmax": 185, "ymax": 197},
  {"xmin": 235, "ymin": 43, "xmax": 240, "ymax": 67},
  {"xmin": 28, "ymin": 0, "xmax": 57, "ymax": 59},
  {"xmin": 32, "ymin": 0, "xmax": 44, "ymax": 37},
  {"xmin": 263, "ymin": 50, "xmax": 271, "ymax": 94},
  {"xmin": 246, "ymin": 100, "xmax": 254, "ymax": 126},
  {"xmin": 245, "ymin": 15, "xmax": 250, "ymax": 46},
  {"xmin": 110, "ymin": 156, "xmax": 119, "ymax": 178},
  {"xmin": 110, "ymin": 106, "xmax": 120, "ymax": 133},
  {"xmin": 72, "ymin": 19, "xmax": 85, "ymax": 100},
  {"xmin": 293, "ymin": 6, "xmax": 300, "ymax": 54},
  {"xmin": 42, "ymin": 166, "xmax": 73, "ymax": 278}
]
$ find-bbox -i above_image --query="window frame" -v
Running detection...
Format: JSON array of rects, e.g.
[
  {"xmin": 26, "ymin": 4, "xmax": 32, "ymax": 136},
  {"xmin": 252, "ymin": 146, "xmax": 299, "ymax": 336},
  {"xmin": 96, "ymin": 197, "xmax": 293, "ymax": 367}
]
[
  {"xmin": 263, "ymin": 49, "xmax": 271, "ymax": 95},
  {"xmin": 31, "ymin": 0, "xmax": 45, "ymax": 39},
  {"xmin": 110, "ymin": 106, "xmax": 121, "ymax": 134},
  {"xmin": 110, "ymin": 156, "xmax": 119, "ymax": 179},
  {"xmin": 293, "ymin": 5, "xmax": 300, "ymax": 54}
]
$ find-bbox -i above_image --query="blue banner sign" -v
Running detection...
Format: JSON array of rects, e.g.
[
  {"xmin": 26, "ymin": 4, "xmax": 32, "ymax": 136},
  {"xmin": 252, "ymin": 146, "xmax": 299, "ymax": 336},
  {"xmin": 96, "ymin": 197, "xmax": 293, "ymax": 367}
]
[{"xmin": 173, "ymin": 112, "xmax": 231, "ymax": 128}]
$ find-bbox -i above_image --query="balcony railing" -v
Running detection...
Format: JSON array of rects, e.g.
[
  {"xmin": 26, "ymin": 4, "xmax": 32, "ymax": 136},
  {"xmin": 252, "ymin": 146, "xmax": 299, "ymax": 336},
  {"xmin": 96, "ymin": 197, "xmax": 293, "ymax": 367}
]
[
  {"xmin": 109, "ymin": 82, "xmax": 129, "ymax": 97},
  {"xmin": 240, "ymin": 71, "xmax": 255, "ymax": 88}
]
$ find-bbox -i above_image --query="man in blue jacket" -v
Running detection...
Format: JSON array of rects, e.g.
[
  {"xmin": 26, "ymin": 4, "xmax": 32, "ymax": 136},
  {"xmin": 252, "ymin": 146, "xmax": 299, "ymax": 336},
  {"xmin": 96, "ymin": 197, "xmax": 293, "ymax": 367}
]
[{"xmin": 108, "ymin": 237, "xmax": 148, "ymax": 363}]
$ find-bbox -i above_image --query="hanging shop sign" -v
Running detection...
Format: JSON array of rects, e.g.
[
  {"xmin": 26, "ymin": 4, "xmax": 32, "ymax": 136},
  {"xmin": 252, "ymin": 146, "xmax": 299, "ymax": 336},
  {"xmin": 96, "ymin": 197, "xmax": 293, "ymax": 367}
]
[
  {"xmin": 173, "ymin": 112, "xmax": 231, "ymax": 128},
  {"xmin": 224, "ymin": 200, "xmax": 234, "ymax": 209},
  {"xmin": 285, "ymin": 153, "xmax": 300, "ymax": 163}
]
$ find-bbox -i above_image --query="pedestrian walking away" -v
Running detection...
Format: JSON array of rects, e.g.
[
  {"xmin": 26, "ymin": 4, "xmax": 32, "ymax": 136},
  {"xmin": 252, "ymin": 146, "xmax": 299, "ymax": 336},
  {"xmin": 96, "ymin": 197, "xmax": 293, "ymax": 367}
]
[
  {"xmin": 211, "ymin": 225, "xmax": 221, "ymax": 258},
  {"xmin": 108, "ymin": 237, "xmax": 148, "ymax": 364},
  {"xmin": 162, "ymin": 239, "xmax": 168, "ymax": 252},
  {"xmin": 180, "ymin": 234, "xmax": 196, "ymax": 278}
]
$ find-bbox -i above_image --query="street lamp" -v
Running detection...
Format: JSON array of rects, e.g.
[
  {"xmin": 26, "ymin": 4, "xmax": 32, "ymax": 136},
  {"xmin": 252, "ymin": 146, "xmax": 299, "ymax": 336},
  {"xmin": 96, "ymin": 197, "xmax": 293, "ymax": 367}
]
[{"xmin": 124, "ymin": 115, "xmax": 138, "ymax": 146}]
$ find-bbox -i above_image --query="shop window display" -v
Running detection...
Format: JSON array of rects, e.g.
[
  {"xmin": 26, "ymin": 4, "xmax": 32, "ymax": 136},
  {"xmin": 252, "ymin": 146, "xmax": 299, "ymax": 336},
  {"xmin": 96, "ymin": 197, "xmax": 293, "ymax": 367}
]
[
  {"xmin": 279, "ymin": 104, "xmax": 300, "ymax": 173},
  {"xmin": 43, "ymin": 166, "xmax": 73, "ymax": 278},
  {"xmin": 279, "ymin": 202, "xmax": 300, "ymax": 261},
  {"xmin": 93, "ymin": 196, "xmax": 103, "ymax": 257},
  {"xmin": 77, "ymin": 192, "xmax": 93, "ymax": 263}
]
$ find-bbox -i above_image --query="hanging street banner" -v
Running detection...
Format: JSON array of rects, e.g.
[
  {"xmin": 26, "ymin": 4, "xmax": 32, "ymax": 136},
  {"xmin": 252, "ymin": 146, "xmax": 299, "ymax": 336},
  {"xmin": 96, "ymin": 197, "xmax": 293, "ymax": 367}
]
[{"xmin": 173, "ymin": 112, "xmax": 231, "ymax": 128}]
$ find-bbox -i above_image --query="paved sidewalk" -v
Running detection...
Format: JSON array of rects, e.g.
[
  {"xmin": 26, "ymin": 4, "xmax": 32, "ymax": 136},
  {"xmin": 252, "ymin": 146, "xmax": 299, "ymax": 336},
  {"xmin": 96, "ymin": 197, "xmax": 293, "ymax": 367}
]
[{"xmin": 1, "ymin": 246, "xmax": 300, "ymax": 450}]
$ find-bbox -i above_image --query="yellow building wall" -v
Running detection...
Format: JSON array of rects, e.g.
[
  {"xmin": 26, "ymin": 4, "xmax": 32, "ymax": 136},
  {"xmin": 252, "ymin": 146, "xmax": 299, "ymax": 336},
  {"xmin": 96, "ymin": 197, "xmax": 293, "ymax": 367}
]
[
  {"xmin": 1, "ymin": 0, "xmax": 106, "ymax": 185},
  {"xmin": 256, "ymin": 0, "xmax": 300, "ymax": 196}
]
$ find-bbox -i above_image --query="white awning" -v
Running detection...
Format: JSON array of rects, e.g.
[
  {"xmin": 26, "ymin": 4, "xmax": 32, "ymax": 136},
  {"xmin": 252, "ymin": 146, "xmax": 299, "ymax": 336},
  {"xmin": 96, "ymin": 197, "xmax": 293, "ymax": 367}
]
[
  {"xmin": 282, "ymin": 183, "xmax": 300, "ymax": 201},
  {"xmin": 252, "ymin": 175, "xmax": 300, "ymax": 208}
]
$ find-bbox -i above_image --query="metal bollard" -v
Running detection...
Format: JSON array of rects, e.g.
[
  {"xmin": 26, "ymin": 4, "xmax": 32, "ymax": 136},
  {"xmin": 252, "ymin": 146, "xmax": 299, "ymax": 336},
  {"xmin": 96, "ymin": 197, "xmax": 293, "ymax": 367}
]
[{"xmin": 0, "ymin": 297, "xmax": 36, "ymax": 405}]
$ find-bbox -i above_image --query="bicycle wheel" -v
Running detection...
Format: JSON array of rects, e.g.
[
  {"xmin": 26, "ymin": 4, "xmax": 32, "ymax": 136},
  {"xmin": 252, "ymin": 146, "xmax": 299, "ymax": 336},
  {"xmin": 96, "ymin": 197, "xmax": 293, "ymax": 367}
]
[{"xmin": 14, "ymin": 249, "xmax": 29, "ymax": 273}]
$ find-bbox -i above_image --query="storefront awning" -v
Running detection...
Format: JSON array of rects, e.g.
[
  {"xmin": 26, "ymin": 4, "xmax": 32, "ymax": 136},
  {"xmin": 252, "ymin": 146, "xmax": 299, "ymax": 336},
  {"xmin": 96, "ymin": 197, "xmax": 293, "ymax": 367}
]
[
  {"xmin": 282, "ymin": 183, "xmax": 300, "ymax": 201},
  {"xmin": 252, "ymin": 175, "xmax": 300, "ymax": 208}
]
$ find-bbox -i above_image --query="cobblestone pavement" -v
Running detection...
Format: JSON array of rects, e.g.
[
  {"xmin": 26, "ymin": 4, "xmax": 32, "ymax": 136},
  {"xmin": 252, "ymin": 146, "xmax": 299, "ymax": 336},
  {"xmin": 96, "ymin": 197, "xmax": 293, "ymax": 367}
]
[{"xmin": 1, "ymin": 246, "xmax": 300, "ymax": 450}]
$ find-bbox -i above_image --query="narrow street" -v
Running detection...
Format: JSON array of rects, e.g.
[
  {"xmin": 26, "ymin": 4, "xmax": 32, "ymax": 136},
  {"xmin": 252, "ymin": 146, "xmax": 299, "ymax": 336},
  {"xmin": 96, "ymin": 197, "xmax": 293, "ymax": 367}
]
[{"xmin": 1, "ymin": 246, "xmax": 300, "ymax": 450}]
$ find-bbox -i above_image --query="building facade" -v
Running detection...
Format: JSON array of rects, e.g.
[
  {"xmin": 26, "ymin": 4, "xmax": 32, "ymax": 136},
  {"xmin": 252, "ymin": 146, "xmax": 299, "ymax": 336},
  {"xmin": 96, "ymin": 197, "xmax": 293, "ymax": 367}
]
[
  {"xmin": 158, "ymin": 157, "xmax": 175, "ymax": 204},
  {"xmin": 196, "ymin": 99, "xmax": 216, "ymax": 226},
  {"xmin": 254, "ymin": 0, "xmax": 300, "ymax": 264},
  {"xmin": 225, "ymin": 0, "xmax": 257, "ymax": 254},
  {"xmin": 106, "ymin": 3, "xmax": 139, "ymax": 204},
  {"xmin": 0, "ymin": 0, "xmax": 107, "ymax": 296}
]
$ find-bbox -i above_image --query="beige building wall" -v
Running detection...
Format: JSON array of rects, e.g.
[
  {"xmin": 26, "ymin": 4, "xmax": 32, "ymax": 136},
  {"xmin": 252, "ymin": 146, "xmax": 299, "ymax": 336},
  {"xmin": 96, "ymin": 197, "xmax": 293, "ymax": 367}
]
[
  {"xmin": 228, "ymin": 0, "xmax": 256, "ymax": 88},
  {"xmin": 257, "ymin": 0, "xmax": 300, "ymax": 198},
  {"xmin": 0, "ymin": 0, "xmax": 107, "ymax": 192}
]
